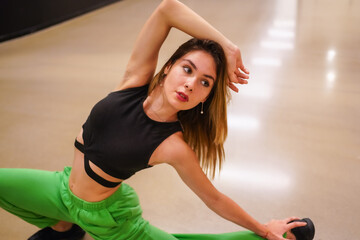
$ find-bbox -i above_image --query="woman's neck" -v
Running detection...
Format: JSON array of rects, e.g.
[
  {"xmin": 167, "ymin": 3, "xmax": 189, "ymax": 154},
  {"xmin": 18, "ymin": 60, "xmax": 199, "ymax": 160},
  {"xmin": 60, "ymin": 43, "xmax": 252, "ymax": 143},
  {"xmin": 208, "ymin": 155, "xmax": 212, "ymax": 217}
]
[{"xmin": 143, "ymin": 85, "xmax": 178, "ymax": 122}]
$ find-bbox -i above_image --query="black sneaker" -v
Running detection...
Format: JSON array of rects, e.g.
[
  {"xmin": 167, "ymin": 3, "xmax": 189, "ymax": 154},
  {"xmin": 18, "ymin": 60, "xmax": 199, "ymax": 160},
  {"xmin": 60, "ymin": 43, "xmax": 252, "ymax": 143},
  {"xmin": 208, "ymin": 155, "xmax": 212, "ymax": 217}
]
[
  {"xmin": 289, "ymin": 218, "xmax": 315, "ymax": 240},
  {"xmin": 28, "ymin": 224, "xmax": 86, "ymax": 240}
]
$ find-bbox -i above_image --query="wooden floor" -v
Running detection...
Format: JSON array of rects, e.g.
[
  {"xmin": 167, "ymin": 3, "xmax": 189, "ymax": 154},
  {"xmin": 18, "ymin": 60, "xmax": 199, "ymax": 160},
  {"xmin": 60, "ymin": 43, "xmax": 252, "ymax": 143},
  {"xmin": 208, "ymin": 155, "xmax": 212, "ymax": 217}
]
[{"xmin": 0, "ymin": 0, "xmax": 359, "ymax": 239}]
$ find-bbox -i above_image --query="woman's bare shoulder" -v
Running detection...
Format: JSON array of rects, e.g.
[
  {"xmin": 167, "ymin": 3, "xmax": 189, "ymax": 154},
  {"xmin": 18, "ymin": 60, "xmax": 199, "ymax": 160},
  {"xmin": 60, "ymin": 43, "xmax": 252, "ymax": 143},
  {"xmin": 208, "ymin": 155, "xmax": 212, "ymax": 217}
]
[{"xmin": 150, "ymin": 131, "xmax": 196, "ymax": 166}]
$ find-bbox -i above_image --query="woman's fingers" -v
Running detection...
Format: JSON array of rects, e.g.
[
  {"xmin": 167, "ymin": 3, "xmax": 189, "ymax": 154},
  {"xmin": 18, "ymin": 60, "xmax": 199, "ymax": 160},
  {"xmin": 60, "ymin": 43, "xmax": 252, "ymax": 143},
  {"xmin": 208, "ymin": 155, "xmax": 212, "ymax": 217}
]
[
  {"xmin": 265, "ymin": 217, "xmax": 308, "ymax": 240},
  {"xmin": 227, "ymin": 76, "xmax": 248, "ymax": 93},
  {"xmin": 228, "ymin": 81, "xmax": 239, "ymax": 93},
  {"xmin": 229, "ymin": 73, "xmax": 248, "ymax": 84},
  {"xmin": 228, "ymin": 69, "xmax": 249, "ymax": 92},
  {"xmin": 235, "ymin": 67, "xmax": 249, "ymax": 79},
  {"xmin": 237, "ymin": 77, "xmax": 248, "ymax": 84},
  {"xmin": 237, "ymin": 63, "xmax": 250, "ymax": 76},
  {"xmin": 285, "ymin": 217, "xmax": 307, "ymax": 232},
  {"xmin": 234, "ymin": 48, "xmax": 249, "ymax": 74},
  {"xmin": 285, "ymin": 216, "xmax": 302, "ymax": 223},
  {"xmin": 226, "ymin": 45, "xmax": 250, "ymax": 92},
  {"xmin": 287, "ymin": 221, "xmax": 307, "ymax": 230}
]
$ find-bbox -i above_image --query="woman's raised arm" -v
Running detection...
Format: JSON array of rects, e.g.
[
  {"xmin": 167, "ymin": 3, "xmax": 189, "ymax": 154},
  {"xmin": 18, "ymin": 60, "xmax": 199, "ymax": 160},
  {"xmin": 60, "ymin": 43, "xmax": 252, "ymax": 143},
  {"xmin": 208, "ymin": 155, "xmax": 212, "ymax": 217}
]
[{"xmin": 116, "ymin": 0, "xmax": 249, "ymax": 91}]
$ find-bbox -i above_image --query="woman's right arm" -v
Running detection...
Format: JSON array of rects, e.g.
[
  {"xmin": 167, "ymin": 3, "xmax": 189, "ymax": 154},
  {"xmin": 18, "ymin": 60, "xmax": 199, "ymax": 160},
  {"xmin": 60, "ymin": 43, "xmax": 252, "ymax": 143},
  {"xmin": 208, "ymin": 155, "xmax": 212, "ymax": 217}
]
[{"xmin": 116, "ymin": 0, "xmax": 249, "ymax": 91}]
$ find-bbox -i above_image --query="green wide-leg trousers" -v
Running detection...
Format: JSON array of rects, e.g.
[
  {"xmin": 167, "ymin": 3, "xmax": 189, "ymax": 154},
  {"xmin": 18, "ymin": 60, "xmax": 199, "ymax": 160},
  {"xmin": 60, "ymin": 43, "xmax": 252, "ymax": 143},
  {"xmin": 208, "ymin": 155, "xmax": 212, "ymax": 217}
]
[{"xmin": 0, "ymin": 167, "xmax": 263, "ymax": 240}]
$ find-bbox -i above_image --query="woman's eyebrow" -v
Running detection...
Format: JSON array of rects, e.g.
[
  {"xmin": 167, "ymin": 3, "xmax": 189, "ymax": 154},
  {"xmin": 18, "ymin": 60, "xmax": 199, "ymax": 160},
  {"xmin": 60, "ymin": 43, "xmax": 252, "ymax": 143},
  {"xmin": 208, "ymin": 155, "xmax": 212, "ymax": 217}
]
[{"xmin": 183, "ymin": 59, "xmax": 215, "ymax": 82}]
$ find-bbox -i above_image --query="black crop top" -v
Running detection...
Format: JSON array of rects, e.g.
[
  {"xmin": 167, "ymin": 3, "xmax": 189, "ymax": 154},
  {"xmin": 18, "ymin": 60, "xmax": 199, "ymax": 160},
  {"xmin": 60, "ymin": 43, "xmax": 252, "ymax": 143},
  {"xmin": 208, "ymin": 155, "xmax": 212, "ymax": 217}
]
[{"xmin": 75, "ymin": 85, "xmax": 183, "ymax": 188}]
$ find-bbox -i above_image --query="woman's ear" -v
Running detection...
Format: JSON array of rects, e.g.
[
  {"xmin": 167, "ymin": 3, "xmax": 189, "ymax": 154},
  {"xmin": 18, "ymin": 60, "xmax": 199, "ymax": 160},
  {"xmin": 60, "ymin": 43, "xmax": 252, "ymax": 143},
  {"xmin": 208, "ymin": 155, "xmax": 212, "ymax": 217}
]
[
  {"xmin": 202, "ymin": 95, "xmax": 209, "ymax": 103},
  {"xmin": 203, "ymin": 86, "xmax": 216, "ymax": 102}
]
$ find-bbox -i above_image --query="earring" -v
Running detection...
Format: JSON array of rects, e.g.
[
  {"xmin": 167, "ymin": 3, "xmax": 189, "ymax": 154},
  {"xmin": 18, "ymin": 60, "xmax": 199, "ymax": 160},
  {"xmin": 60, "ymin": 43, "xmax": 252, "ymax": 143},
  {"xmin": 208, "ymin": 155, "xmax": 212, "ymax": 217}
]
[{"xmin": 200, "ymin": 102, "xmax": 204, "ymax": 115}]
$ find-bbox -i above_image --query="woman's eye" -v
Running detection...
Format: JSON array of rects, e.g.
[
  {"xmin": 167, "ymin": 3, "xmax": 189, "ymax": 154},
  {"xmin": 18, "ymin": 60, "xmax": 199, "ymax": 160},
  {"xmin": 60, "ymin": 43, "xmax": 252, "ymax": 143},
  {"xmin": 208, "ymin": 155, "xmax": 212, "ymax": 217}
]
[
  {"xmin": 201, "ymin": 80, "xmax": 210, "ymax": 87},
  {"xmin": 183, "ymin": 66, "xmax": 192, "ymax": 74}
]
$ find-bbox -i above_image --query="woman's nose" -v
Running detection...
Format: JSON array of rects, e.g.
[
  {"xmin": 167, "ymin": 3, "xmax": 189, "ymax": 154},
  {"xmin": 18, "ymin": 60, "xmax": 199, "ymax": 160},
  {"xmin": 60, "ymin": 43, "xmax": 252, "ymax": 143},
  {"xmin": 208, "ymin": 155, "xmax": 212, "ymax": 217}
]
[{"xmin": 184, "ymin": 79, "xmax": 195, "ymax": 92}]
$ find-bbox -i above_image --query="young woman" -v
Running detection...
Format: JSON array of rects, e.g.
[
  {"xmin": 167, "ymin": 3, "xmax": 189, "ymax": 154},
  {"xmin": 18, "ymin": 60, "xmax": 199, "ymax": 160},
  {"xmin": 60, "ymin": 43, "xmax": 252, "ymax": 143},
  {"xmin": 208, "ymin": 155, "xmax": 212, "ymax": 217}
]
[{"xmin": 0, "ymin": 0, "xmax": 307, "ymax": 239}]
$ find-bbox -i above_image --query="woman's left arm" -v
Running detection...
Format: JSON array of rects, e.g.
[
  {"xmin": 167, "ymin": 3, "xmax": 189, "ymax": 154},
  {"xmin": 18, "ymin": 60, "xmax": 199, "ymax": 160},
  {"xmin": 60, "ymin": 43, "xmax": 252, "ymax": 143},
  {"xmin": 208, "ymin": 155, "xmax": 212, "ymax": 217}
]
[{"xmin": 167, "ymin": 141, "xmax": 305, "ymax": 240}]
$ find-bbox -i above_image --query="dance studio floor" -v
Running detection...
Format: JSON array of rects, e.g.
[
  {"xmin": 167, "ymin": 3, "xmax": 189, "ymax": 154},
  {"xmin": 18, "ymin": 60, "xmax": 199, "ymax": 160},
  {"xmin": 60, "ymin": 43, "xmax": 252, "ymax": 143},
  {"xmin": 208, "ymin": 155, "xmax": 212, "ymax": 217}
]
[{"xmin": 0, "ymin": 0, "xmax": 359, "ymax": 239}]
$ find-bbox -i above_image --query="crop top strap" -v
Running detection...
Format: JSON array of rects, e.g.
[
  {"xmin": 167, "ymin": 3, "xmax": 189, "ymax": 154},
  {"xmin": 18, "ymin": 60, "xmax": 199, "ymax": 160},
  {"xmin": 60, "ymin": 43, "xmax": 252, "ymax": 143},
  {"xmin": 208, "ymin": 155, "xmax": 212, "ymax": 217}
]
[
  {"xmin": 84, "ymin": 158, "xmax": 122, "ymax": 188},
  {"xmin": 74, "ymin": 139, "xmax": 122, "ymax": 188},
  {"xmin": 74, "ymin": 139, "xmax": 84, "ymax": 153}
]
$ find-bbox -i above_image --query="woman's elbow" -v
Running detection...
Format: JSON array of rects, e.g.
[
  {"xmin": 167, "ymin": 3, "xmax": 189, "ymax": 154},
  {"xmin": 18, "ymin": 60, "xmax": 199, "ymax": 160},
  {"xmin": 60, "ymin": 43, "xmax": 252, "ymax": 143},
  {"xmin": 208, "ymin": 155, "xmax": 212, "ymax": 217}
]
[
  {"xmin": 158, "ymin": 0, "xmax": 178, "ymax": 21},
  {"xmin": 203, "ymin": 190, "xmax": 223, "ymax": 209}
]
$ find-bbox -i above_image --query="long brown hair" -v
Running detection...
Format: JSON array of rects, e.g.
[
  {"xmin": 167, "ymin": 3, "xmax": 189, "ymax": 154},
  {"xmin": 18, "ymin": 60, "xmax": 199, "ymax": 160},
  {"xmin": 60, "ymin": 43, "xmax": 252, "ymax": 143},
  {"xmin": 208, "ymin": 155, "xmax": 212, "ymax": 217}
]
[{"xmin": 149, "ymin": 38, "xmax": 230, "ymax": 178}]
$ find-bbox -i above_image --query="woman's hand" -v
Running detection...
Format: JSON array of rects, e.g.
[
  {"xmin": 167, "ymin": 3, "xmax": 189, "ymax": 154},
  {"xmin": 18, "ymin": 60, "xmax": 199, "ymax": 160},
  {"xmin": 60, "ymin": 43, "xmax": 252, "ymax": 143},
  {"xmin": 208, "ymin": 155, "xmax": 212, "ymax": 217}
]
[
  {"xmin": 265, "ymin": 217, "xmax": 307, "ymax": 240},
  {"xmin": 225, "ymin": 44, "xmax": 250, "ymax": 93}
]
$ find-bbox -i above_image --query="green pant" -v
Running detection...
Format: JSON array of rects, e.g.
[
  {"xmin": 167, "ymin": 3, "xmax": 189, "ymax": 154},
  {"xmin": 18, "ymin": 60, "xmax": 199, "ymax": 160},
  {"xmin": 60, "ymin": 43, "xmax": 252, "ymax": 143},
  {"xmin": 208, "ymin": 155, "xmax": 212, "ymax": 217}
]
[{"xmin": 0, "ymin": 167, "xmax": 263, "ymax": 240}]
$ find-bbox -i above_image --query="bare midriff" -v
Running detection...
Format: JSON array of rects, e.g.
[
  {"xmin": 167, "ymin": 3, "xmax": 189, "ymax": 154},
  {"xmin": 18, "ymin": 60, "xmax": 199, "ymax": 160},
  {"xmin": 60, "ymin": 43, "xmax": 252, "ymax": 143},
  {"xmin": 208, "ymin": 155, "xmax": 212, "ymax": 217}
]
[{"xmin": 68, "ymin": 130, "xmax": 123, "ymax": 202}]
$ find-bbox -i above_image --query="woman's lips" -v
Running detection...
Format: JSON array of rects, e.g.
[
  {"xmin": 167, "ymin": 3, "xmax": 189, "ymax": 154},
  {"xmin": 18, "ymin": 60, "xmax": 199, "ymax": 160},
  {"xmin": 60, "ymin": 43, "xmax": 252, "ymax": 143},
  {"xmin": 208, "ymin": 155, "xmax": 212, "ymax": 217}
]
[{"xmin": 176, "ymin": 91, "xmax": 189, "ymax": 102}]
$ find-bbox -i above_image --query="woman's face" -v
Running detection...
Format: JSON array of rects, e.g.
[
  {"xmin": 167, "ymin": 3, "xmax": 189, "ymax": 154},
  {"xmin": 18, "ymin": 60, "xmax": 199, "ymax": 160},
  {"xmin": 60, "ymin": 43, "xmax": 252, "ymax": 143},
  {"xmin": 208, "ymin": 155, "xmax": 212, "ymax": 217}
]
[{"xmin": 163, "ymin": 50, "xmax": 216, "ymax": 112}]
